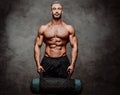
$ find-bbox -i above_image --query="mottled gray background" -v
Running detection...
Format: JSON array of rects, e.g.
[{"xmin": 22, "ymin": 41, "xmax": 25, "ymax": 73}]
[{"xmin": 0, "ymin": 0, "xmax": 120, "ymax": 95}]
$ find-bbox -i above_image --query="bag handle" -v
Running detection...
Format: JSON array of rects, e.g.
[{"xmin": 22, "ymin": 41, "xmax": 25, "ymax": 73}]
[
  {"xmin": 67, "ymin": 72, "xmax": 71, "ymax": 79},
  {"xmin": 39, "ymin": 72, "xmax": 43, "ymax": 79}
]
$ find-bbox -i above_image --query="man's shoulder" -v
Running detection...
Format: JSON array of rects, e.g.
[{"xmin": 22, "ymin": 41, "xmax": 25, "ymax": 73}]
[
  {"xmin": 38, "ymin": 23, "xmax": 50, "ymax": 34},
  {"xmin": 63, "ymin": 22, "xmax": 74, "ymax": 29},
  {"xmin": 63, "ymin": 23, "xmax": 74, "ymax": 33},
  {"xmin": 39, "ymin": 24, "xmax": 48, "ymax": 30}
]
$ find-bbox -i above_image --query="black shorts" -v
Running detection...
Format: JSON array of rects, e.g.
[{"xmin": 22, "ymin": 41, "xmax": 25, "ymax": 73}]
[{"xmin": 40, "ymin": 55, "xmax": 70, "ymax": 78}]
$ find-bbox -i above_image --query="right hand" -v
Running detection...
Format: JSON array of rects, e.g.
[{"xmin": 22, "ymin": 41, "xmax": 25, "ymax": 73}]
[{"xmin": 37, "ymin": 65, "xmax": 45, "ymax": 73}]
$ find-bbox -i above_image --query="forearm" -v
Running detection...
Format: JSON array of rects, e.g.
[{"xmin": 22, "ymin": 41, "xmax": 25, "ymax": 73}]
[
  {"xmin": 71, "ymin": 35, "xmax": 78, "ymax": 66},
  {"xmin": 34, "ymin": 44, "xmax": 41, "ymax": 67},
  {"xmin": 71, "ymin": 46, "xmax": 78, "ymax": 67}
]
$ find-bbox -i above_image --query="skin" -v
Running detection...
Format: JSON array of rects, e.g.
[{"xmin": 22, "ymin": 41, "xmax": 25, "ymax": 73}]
[{"xmin": 34, "ymin": 3, "xmax": 78, "ymax": 75}]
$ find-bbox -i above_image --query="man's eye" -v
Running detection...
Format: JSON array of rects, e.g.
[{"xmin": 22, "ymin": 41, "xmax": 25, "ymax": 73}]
[
  {"xmin": 52, "ymin": 8, "xmax": 56, "ymax": 10},
  {"xmin": 58, "ymin": 8, "xmax": 62, "ymax": 10}
]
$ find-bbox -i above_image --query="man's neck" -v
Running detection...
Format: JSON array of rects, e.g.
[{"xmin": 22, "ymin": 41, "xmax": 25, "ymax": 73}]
[{"xmin": 51, "ymin": 19, "xmax": 62, "ymax": 25}]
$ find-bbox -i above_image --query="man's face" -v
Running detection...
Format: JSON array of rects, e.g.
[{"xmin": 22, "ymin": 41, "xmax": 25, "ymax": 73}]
[{"xmin": 51, "ymin": 3, "xmax": 63, "ymax": 19}]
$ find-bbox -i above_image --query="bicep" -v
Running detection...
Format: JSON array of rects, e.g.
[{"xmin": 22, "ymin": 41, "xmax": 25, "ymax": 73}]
[
  {"xmin": 69, "ymin": 26, "xmax": 77, "ymax": 47},
  {"xmin": 34, "ymin": 27, "xmax": 44, "ymax": 47},
  {"xmin": 69, "ymin": 34, "xmax": 77, "ymax": 47},
  {"xmin": 35, "ymin": 35, "xmax": 43, "ymax": 47}
]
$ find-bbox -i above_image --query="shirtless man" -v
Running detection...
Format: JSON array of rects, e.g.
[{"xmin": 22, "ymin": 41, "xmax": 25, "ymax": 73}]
[{"xmin": 34, "ymin": 1, "xmax": 78, "ymax": 79}]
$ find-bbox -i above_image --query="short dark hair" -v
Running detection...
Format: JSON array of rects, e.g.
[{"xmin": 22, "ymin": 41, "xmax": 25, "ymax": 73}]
[{"xmin": 51, "ymin": 1, "xmax": 63, "ymax": 8}]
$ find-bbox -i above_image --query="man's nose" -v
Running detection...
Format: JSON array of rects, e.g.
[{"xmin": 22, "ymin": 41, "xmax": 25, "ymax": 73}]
[{"xmin": 55, "ymin": 9, "xmax": 59, "ymax": 12}]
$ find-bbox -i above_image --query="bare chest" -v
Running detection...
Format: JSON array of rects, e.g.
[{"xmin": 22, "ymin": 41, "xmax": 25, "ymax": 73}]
[{"xmin": 44, "ymin": 26, "xmax": 69, "ymax": 39}]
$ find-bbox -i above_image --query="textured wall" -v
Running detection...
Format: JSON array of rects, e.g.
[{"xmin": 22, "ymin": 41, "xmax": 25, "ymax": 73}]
[{"xmin": 0, "ymin": 0, "xmax": 120, "ymax": 95}]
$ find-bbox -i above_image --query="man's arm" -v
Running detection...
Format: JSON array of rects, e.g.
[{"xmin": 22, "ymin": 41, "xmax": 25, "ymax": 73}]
[
  {"xmin": 34, "ymin": 26, "xmax": 45, "ymax": 73},
  {"xmin": 67, "ymin": 25, "xmax": 78, "ymax": 74}
]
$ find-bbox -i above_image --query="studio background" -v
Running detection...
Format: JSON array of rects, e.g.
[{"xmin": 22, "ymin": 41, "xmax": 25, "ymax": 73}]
[{"xmin": 0, "ymin": 0, "xmax": 120, "ymax": 95}]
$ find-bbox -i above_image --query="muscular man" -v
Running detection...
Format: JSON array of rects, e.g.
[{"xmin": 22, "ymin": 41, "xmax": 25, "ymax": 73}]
[{"xmin": 34, "ymin": 1, "xmax": 78, "ymax": 78}]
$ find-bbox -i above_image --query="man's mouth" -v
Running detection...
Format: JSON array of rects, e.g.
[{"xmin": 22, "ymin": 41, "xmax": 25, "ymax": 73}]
[{"xmin": 55, "ymin": 13, "xmax": 59, "ymax": 16}]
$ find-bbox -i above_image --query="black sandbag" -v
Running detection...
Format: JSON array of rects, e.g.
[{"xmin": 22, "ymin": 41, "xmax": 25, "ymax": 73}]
[
  {"xmin": 40, "ymin": 77, "xmax": 74, "ymax": 94},
  {"xmin": 31, "ymin": 77, "xmax": 82, "ymax": 94}
]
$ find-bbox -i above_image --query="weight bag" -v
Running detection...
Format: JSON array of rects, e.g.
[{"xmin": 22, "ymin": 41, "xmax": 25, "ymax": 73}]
[{"xmin": 31, "ymin": 77, "xmax": 82, "ymax": 94}]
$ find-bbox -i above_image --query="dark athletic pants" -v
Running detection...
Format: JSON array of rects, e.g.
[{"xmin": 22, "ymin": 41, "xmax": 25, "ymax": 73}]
[{"xmin": 40, "ymin": 55, "xmax": 70, "ymax": 78}]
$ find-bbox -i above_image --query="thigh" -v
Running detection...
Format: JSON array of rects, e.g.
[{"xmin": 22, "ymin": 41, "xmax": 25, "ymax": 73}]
[
  {"xmin": 41, "ymin": 57, "xmax": 56, "ymax": 78},
  {"xmin": 55, "ymin": 56, "xmax": 70, "ymax": 78}
]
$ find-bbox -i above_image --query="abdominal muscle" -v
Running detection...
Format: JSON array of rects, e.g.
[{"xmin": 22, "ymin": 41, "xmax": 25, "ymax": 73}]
[{"xmin": 45, "ymin": 44, "xmax": 67, "ymax": 57}]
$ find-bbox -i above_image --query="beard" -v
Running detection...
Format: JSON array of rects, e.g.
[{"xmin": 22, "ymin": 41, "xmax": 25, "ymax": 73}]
[{"xmin": 52, "ymin": 13, "xmax": 62, "ymax": 20}]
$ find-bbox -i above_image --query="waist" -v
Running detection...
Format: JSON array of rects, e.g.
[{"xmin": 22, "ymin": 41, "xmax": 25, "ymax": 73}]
[{"xmin": 44, "ymin": 53, "xmax": 67, "ymax": 59}]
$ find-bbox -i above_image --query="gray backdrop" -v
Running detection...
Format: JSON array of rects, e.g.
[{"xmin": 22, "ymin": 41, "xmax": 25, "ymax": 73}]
[{"xmin": 0, "ymin": 0, "xmax": 120, "ymax": 95}]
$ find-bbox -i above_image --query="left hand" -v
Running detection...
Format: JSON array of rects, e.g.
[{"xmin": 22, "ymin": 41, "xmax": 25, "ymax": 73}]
[{"xmin": 67, "ymin": 65, "xmax": 75, "ymax": 74}]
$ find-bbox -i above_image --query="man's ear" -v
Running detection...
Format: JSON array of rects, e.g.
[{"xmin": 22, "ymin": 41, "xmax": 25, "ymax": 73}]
[{"xmin": 50, "ymin": 7, "xmax": 52, "ymax": 14}]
